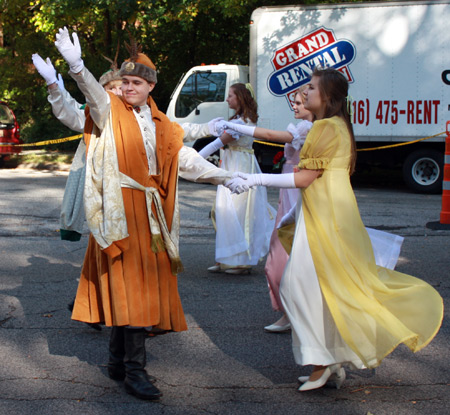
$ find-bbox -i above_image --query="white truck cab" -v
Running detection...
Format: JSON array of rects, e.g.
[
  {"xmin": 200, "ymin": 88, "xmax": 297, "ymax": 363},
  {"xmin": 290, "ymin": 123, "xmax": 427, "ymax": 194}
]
[
  {"xmin": 166, "ymin": 64, "xmax": 248, "ymax": 127},
  {"xmin": 166, "ymin": 64, "xmax": 279, "ymax": 167}
]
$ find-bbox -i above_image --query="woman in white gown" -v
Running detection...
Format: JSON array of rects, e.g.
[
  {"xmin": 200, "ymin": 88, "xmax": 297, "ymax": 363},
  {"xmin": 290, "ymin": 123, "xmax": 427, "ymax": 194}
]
[
  {"xmin": 198, "ymin": 83, "xmax": 276, "ymax": 274},
  {"xmin": 225, "ymin": 68, "xmax": 443, "ymax": 392}
]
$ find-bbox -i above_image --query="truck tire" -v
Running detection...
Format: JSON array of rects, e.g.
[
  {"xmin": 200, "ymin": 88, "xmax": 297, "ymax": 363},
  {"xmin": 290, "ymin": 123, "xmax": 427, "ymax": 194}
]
[{"xmin": 402, "ymin": 149, "xmax": 443, "ymax": 194}]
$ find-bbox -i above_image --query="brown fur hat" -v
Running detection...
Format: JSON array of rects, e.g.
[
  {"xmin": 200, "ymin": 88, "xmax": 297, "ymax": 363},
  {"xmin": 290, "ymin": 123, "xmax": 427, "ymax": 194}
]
[{"xmin": 119, "ymin": 39, "xmax": 157, "ymax": 84}]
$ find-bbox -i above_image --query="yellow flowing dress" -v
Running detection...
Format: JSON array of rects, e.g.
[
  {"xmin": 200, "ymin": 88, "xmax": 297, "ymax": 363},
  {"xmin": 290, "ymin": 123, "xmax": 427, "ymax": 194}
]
[{"xmin": 279, "ymin": 116, "xmax": 443, "ymax": 369}]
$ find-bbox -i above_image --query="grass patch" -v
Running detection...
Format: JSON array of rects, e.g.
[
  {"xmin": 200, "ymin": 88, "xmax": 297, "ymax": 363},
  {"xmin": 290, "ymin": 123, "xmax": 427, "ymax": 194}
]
[{"xmin": 2, "ymin": 150, "xmax": 74, "ymax": 170}]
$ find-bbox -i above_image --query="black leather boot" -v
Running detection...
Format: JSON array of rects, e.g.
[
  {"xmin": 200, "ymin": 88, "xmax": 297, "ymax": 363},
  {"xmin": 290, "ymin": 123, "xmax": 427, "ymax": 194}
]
[
  {"xmin": 108, "ymin": 326, "xmax": 126, "ymax": 380},
  {"xmin": 123, "ymin": 328, "xmax": 161, "ymax": 400}
]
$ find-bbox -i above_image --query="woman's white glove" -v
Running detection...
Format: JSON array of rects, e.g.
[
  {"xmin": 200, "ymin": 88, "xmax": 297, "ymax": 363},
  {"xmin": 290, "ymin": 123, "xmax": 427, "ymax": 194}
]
[
  {"xmin": 218, "ymin": 120, "xmax": 256, "ymax": 138},
  {"xmin": 225, "ymin": 172, "xmax": 296, "ymax": 194},
  {"xmin": 277, "ymin": 204, "xmax": 296, "ymax": 229},
  {"xmin": 32, "ymin": 54, "xmax": 58, "ymax": 85},
  {"xmin": 198, "ymin": 137, "xmax": 225, "ymax": 158},
  {"xmin": 54, "ymin": 27, "xmax": 84, "ymax": 73},
  {"xmin": 208, "ymin": 117, "xmax": 224, "ymax": 136}
]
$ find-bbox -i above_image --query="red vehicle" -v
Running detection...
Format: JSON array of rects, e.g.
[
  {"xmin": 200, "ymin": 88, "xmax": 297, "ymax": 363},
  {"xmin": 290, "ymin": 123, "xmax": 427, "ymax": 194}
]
[{"xmin": 0, "ymin": 100, "xmax": 22, "ymax": 163}]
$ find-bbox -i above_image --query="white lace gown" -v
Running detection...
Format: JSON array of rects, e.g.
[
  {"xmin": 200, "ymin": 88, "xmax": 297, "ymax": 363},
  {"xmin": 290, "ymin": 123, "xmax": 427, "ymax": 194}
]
[{"xmin": 215, "ymin": 128, "xmax": 277, "ymax": 267}]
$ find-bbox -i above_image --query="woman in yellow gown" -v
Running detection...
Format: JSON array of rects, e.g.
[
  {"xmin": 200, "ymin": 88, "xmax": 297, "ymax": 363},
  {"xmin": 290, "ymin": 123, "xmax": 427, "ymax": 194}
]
[{"xmin": 225, "ymin": 67, "xmax": 443, "ymax": 392}]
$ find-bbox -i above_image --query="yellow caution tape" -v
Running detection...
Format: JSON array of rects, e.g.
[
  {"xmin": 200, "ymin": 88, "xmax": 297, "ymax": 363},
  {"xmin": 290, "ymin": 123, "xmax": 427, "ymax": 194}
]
[
  {"xmin": 0, "ymin": 133, "xmax": 82, "ymax": 147},
  {"xmin": 2, "ymin": 130, "xmax": 445, "ymax": 152},
  {"xmin": 255, "ymin": 131, "xmax": 446, "ymax": 152},
  {"xmin": 254, "ymin": 140, "xmax": 284, "ymax": 148}
]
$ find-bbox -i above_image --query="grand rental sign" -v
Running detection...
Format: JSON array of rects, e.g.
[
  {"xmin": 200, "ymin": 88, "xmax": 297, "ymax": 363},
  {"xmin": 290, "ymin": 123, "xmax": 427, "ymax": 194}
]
[{"xmin": 267, "ymin": 27, "xmax": 356, "ymax": 108}]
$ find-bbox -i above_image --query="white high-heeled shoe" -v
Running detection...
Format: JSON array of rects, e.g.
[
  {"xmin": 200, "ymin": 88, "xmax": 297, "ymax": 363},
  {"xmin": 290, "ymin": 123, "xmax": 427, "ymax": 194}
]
[
  {"xmin": 264, "ymin": 322, "xmax": 291, "ymax": 332},
  {"xmin": 298, "ymin": 367, "xmax": 345, "ymax": 385},
  {"xmin": 298, "ymin": 365, "xmax": 345, "ymax": 392},
  {"xmin": 224, "ymin": 267, "xmax": 251, "ymax": 275},
  {"xmin": 298, "ymin": 376, "xmax": 309, "ymax": 383}
]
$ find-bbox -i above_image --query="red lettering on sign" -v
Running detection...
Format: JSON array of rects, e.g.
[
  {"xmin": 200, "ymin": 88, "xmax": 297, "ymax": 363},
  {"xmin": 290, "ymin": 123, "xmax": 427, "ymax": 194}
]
[
  {"xmin": 416, "ymin": 100, "xmax": 423, "ymax": 124},
  {"xmin": 407, "ymin": 101, "xmax": 415, "ymax": 123},
  {"xmin": 272, "ymin": 28, "xmax": 335, "ymax": 70}
]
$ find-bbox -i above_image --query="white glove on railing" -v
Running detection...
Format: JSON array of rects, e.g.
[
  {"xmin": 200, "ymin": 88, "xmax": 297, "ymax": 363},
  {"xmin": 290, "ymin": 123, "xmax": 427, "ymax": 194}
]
[
  {"xmin": 208, "ymin": 117, "xmax": 224, "ymax": 136},
  {"xmin": 217, "ymin": 120, "xmax": 256, "ymax": 137},
  {"xmin": 55, "ymin": 27, "xmax": 84, "ymax": 73},
  {"xmin": 56, "ymin": 73, "xmax": 65, "ymax": 91},
  {"xmin": 277, "ymin": 204, "xmax": 296, "ymax": 228},
  {"xmin": 198, "ymin": 137, "xmax": 225, "ymax": 158},
  {"xmin": 225, "ymin": 172, "xmax": 296, "ymax": 194},
  {"xmin": 32, "ymin": 54, "xmax": 58, "ymax": 85}
]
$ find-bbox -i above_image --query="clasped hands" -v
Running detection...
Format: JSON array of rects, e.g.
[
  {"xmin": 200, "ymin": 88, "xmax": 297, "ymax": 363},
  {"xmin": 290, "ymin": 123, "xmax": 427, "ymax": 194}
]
[
  {"xmin": 215, "ymin": 119, "xmax": 245, "ymax": 139},
  {"xmin": 224, "ymin": 172, "xmax": 258, "ymax": 194}
]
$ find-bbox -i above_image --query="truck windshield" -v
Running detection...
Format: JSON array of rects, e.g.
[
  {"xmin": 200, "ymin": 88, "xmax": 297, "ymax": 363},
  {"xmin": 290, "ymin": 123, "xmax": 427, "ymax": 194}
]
[{"xmin": 175, "ymin": 71, "xmax": 227, "ymax": 118}]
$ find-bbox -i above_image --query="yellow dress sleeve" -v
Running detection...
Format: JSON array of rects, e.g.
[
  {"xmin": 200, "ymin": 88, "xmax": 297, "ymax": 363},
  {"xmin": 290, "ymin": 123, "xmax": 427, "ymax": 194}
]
[{"xmin": 298, "ymin": 118, "xmax": 341, "ymax": 170}]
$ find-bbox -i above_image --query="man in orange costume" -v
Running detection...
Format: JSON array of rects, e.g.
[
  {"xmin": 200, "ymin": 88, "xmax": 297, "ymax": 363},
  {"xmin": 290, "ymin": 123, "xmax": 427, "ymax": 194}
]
[{"xmin": 54, "ymin": 27, "xmax": 235, "ymax": 401}]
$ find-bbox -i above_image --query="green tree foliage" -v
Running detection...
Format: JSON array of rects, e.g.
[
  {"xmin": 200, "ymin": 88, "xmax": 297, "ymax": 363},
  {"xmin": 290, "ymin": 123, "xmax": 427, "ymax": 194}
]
[{"xmin": 0, "ymin": 0, "xmax": 364, "ymax": 148}]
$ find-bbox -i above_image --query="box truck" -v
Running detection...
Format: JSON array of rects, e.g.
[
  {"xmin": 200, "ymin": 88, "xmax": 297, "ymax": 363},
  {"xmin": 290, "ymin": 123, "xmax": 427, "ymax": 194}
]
[{"xmin": 166, "ymin": 0, "xmax": 450, "ymax": 193}]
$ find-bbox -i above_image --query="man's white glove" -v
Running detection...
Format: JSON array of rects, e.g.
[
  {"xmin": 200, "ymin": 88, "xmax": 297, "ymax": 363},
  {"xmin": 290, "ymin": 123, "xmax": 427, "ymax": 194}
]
[
  {"xmin": 54, "ymin": 27, "xmax": 84, "ymax": 73},
  {"xmin": 225, "ymin": 172, "xmax": 296, "ymax": 194},
  {"xmin": 198, "ymin": 137, "xmax": 225, "ymax": 158},
  {"xmin": 277, "ymin": 204, "xmax": 296, "ymax": 229},
  {"xmin": 208, "ymin": 117, "xmax": 224, "ymax": 136},
  {"xmin": 32, "ymin": 54, "xmax": 58, "ymax": 85},
  {"xmin": 217, "ymin": 120, "xmax": 256, "ymax": 138},
  {"xmin": 56, "ymin": 73, "xmax": 65, "ymax": 91}
]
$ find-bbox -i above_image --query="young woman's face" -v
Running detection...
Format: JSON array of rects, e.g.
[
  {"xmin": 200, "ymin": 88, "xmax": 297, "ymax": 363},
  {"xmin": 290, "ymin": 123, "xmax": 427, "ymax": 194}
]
[
  {"xmin": 226, "ymin": 88, "xmax": 240, "ymax": 111},
  {"xmin": 293, "ymin": 92, "xmax": 312, "ymax": 120},
  {"xmin": 104, "ymin": 80, "xmax": 123, "ymax": 96},
  {"xmin": 303, "ymin": 76, "xmax": 325, "ymax": 119}
]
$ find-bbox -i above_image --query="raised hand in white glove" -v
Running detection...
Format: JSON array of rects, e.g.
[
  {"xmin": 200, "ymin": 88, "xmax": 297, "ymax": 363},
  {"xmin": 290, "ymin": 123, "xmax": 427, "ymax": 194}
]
[
  {"xmin": 32, "ymin": 54, "xmax": 58, "ymax": 85},
  {"xmin": 56, "ymin": 73, "xmax": 65, "ymax": 91},
  {"xmin": 198, "ymin": 137, "xmax": 225, "ymax": 158},
  {"xmin": 277, "ymin": 204, "xmax": 296, "ymax": 229},
  {"xmin": 208, "ymin": 117, "xmax": 224, "ymax": 136},
  {"xmin": 54, "ymin": 27, "xmax": 84, "ymax": 73}
]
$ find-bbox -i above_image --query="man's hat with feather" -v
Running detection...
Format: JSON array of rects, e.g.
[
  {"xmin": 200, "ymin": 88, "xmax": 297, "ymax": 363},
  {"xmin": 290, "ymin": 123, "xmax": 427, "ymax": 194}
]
[{"xmin": 119, "ymin": 38, "xmax": 157, "ymax": 84}]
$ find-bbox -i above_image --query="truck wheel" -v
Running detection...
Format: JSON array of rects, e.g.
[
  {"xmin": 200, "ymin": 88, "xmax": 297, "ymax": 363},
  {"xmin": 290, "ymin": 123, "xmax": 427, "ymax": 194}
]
[{"xmin": 402, "ymin": 149, "xmax": 443, "ymax": 194}]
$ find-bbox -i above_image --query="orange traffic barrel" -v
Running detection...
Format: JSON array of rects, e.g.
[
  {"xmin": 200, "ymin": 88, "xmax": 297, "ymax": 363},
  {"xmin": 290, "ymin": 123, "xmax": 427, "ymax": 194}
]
[{"xmin": 440, "ymin": 121, "xmax": 450, "ymax": 224}]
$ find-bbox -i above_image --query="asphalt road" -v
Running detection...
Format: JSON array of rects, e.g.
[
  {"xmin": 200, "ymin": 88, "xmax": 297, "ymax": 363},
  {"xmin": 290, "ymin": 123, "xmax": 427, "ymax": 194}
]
[{"xmin": 0, "ymin": 168, "xmax": 448, "ymax": 415}]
